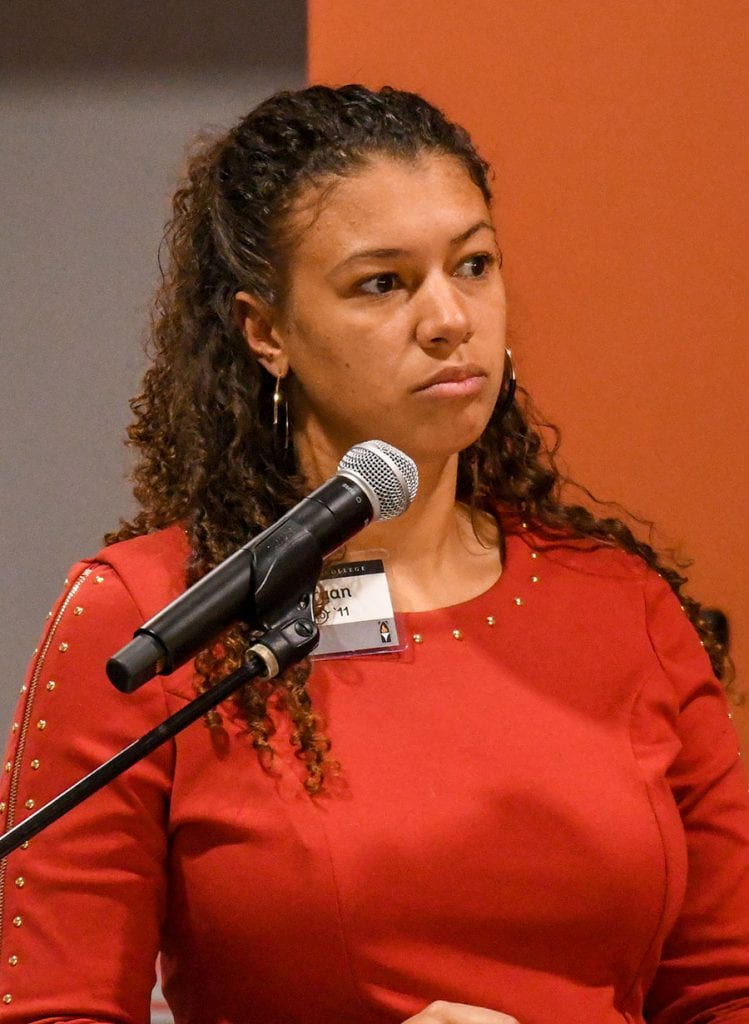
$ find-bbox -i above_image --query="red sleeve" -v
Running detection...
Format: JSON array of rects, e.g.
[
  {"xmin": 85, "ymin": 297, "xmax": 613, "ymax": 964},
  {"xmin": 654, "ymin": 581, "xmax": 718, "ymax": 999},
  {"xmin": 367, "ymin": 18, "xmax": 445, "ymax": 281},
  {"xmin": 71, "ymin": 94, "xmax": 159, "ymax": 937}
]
[
  {"xmin": 643, "ymin": 572, "xmax": 749, "ymax": 1024},
  {"xmin": 0, "ymin": 562, "xmax": 174, "ymax": 1023}
]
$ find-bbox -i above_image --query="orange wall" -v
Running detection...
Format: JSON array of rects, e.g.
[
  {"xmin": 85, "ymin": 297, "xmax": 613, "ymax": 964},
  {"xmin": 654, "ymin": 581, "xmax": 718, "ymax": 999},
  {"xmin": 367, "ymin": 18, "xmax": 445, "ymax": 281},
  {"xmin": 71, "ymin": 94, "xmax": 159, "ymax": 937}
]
[{"xmin": 308, "ymin": 0, "xmax": 749, "ymax": 752}]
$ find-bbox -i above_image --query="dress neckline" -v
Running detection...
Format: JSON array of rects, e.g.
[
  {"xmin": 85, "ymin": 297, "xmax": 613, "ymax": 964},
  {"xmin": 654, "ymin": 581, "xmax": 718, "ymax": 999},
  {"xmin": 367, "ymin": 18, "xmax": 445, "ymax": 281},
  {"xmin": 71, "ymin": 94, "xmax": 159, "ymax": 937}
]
[{"xmin": 399, "ymin": 530, "xmax": 527, "ymax": 622}]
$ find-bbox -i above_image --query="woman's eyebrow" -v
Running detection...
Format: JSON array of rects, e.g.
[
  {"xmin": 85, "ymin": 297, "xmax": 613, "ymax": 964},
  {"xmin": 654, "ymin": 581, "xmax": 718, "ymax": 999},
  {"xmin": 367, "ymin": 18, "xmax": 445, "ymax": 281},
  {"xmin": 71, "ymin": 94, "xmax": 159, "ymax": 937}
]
[
  {"xmin": 450, "ymin": 220, "xmax": 495, "ymax": 245},
  {"xmin": 331, "ymin": 221, "xmax": 496, "ymax": 274}
]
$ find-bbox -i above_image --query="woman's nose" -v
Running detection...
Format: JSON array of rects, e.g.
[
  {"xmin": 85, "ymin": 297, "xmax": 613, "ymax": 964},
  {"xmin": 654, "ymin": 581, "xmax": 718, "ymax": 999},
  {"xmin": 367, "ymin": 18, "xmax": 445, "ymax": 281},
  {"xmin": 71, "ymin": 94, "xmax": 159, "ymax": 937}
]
[{"xmin": 413, "ymin": 273, "xmax": 472, "ymax": 351}]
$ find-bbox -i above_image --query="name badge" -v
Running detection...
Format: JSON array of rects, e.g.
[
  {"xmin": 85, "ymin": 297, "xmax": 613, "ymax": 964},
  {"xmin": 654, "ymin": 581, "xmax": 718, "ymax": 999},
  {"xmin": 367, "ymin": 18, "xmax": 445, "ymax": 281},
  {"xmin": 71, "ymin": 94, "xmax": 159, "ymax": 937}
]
[{"xmin": 312, "ymin": 555, "xmax": 404, "ymax": 659}]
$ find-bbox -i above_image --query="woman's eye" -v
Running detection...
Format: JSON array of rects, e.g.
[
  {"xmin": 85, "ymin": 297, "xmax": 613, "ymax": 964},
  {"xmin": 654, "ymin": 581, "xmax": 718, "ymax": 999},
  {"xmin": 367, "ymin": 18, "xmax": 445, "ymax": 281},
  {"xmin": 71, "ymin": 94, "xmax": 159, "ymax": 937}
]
[
  {"xmin": 359, "ymin": 273, "xmax": 400, "ymax": 295},
  {"xmin": 455, "ymin": 253, "xmax": 494, "ymax": 278}
]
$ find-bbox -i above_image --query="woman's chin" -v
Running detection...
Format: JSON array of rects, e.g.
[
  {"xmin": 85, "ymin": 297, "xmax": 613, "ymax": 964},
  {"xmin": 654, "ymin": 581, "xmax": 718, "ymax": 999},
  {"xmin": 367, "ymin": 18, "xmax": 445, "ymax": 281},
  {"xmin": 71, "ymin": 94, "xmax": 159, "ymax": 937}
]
[
  {"xmin": 390, "ymin": 427, "xmax": 486, "ymax": 467},
  {"xmin": 303, "ymin": 413, "xmax": 490, "ymax": 469}
]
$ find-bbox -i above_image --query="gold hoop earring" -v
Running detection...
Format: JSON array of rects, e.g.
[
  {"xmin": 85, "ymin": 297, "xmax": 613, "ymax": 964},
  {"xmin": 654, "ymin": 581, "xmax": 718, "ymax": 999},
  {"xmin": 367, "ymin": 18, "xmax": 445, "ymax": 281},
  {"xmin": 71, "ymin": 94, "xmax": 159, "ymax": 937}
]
[
  {"xmin": 272, "ymin": 373, "xmax": 282, "ymax": 428},
  {"xmin": 496, "ymin": 347, "xmax": 517, "ymax": 418},
  {"xmin": 272, "ymin": 373, "xmax": 290, "ymax": 451}
]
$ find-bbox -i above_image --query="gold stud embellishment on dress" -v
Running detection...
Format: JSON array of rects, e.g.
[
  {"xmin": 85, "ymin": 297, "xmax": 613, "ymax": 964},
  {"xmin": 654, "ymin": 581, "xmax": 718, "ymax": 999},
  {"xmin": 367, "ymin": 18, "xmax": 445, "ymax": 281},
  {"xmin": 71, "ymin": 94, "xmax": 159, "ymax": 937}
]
[
  {"xmin": 30, "ymin": 759, "xmax": 40, "ymax": 770},
  {"xmin": 12, "ymin": 722, "xmax": 19, "ymax": 732},
  {"xmin": 486, "ymin": 616, "xmax": 496, "ymax": 626},
  {"xmin": 530, "ymin": 551, "xmax": 539, "ymax": 560},
  {"xmin": 58, "ymin": 642, "xmax": 69, "ymax": 653},
  {"xmin": 452, "ymin": 629, "xmax": 464, "ymax": 640},
  {"xmin": 412, "ymin": 634, "xmax": 423, "ymax": 644},
  {"xmin": 37, "ymin": 719, "xmax": 47, "ymax": 731},
  {"xmin": 2, "ymin": 995, "xmax": 11, "ymax": 1005},
  {"xmin": 4, "ymin": 762, "xmax": 11, "ymax": 773},
  {"xmin": 514, "ymin": 597, "xmax": 524, "ymax": 606},
  {"xmin": 94, "ymin": 575, "xmax": 104, "ymax": 584},
  {"xmin": 530, "ymin": 576, "xmax": 540, "ymax": 584},
  {"xmin": 20, "ymin": 841, "xmax": 29, "ymax": 850},
  {"xmin": 14, "ymin": 877, "xmax": 25, "ymax": 888},
  {"xmin": 24, "ymin": 799, "xmax": 34, "ymax": 810},
  {"xmin": 73, "ymin": 606, "xmax": 84, "ymax": 616},
  {"xmin": 8, "ymin": 956, "xmax": 18, "ymax": 966},
  {"xmin": 46, "ymin": 680, "xmax": 56, "ymax": 691},
  {"xmin": 0, "ymin": 802, "xmax": 5, "ymax": 813},
  {"xmin": 12, "ymin": 916, "xmax": 22, "ymax": 928}
]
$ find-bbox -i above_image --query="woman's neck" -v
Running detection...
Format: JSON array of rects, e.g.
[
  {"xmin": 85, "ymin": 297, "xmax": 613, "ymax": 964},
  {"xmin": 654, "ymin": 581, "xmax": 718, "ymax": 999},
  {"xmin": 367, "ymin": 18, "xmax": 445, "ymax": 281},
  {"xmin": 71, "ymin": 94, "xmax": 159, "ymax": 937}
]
[{"xmin": 296, "ymin": 435, "xmax": 502, "ymax": 611}]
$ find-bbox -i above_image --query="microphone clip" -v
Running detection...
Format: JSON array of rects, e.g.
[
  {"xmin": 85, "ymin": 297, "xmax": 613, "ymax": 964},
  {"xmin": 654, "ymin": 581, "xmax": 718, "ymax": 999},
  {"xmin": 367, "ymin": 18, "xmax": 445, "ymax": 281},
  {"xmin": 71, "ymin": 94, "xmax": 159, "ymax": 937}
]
[{"xmin": 248, "ymin": 590, "xmax": 319, "ymax": 679}]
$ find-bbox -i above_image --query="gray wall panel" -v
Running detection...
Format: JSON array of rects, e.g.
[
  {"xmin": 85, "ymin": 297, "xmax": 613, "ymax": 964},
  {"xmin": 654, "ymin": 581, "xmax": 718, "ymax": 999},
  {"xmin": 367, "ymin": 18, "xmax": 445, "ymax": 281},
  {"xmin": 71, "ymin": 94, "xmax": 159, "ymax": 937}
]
[{"xmin": 1, "ymin": 1, "xmax": 306, "ymax": 735}]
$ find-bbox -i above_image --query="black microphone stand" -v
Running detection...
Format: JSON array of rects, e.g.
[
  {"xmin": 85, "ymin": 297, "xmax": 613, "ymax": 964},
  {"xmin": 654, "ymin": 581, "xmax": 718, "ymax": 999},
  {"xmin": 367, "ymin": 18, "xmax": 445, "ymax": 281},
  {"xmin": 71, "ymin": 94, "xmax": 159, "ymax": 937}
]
[{"xmin": 0, "ymin": 596, "xmax": 319, "ymax": 859}]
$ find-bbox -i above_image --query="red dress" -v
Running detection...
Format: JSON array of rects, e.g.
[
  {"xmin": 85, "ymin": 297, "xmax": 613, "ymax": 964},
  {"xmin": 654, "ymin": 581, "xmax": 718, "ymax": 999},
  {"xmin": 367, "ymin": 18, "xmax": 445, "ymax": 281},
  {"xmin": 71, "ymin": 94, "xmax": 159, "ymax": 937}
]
[{"xmin": 1, "ymin": 524, "xmax": 748, "ymax": 1023}]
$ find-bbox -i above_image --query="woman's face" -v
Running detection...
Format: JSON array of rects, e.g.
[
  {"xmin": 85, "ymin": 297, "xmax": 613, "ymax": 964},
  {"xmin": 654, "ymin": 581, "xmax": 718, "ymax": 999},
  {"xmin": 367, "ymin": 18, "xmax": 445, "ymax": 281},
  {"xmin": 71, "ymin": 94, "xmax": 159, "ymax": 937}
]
[{"xmin": 259, "ymin": 153, "xmax": 506, "ymax": 467}]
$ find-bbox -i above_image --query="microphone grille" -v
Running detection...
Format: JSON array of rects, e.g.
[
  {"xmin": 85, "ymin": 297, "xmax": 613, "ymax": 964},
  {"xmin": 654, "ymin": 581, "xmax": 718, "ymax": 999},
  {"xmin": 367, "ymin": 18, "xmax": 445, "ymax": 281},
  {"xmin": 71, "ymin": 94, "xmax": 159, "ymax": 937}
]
[{"xmin": 337, "ymin": 440, "xmax": 418, "ymax": 521}]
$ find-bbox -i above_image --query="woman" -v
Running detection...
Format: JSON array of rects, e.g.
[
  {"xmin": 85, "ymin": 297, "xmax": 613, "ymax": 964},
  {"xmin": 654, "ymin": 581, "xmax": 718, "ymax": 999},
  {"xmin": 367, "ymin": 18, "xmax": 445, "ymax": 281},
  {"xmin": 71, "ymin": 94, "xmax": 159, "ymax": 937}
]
[{"xmin": 1, "ymin": 84, "xmax": 747, "ymax": 1024}]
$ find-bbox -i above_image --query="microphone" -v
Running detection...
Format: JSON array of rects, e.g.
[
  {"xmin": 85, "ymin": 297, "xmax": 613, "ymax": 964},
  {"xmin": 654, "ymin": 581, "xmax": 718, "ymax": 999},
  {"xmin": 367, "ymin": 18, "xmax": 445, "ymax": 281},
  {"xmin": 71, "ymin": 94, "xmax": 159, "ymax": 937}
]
[{"xmin": 107, "ymin": 440, "xmax": 418, "ymax": 693}]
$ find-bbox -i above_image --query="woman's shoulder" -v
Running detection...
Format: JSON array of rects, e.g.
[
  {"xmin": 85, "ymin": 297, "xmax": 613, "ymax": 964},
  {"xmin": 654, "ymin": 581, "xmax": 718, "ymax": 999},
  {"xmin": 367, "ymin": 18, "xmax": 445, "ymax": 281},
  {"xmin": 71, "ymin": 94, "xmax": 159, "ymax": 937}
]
[
  {"xmin": 85, "ymin": 523, "xmax": 191, "ymax": 621},
  {"xmin": 509, "ymin": 524, "xmax": 650, "ymax": 584},
  {"xmin": 506, "ymin": 524, "xmax": 719, "ymax": 699}
]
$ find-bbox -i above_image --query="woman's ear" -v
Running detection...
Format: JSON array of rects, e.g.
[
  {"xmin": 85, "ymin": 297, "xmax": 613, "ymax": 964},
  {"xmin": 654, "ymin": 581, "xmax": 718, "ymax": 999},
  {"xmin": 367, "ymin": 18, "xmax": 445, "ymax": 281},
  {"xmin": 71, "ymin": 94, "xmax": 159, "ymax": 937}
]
[{"xmin": 234, "ymin": 290, "xmax": 289, "ymax": 378}]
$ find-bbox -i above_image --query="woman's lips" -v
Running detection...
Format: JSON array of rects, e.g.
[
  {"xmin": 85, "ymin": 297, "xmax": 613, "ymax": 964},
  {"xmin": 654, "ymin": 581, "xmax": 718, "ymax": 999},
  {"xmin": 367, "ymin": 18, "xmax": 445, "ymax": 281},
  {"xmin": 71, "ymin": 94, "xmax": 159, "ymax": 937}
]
[
  {"xmin": 416, "ymin": 375, "xmax": 486, "ymax": 398},
  {"xmin": 414, "ymin": 364, "xmax": 487, "ymax": 398}
]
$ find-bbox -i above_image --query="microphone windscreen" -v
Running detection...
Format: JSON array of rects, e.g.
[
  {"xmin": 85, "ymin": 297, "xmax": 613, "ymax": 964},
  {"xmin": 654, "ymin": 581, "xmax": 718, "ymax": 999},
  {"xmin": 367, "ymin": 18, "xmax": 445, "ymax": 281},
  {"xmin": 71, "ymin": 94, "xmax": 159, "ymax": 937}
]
[{"xmin": 337, "ymin": 440, "xmax": 418, "ymax": 521}]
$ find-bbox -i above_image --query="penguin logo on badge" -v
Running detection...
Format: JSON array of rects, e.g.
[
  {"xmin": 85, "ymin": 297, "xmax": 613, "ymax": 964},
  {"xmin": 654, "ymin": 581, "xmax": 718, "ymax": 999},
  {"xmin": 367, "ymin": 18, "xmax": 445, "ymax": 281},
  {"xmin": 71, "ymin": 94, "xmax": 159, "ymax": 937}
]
[{"xmin": 379, "ymin": 621, "xmax": 392, "ymax": 644}]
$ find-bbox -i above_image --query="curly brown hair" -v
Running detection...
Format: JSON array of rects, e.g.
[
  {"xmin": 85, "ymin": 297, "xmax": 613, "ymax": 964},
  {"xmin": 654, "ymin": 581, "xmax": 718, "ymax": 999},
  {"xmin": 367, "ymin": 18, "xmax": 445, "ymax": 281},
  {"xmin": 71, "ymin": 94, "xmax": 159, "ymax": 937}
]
[{"xmin": 107, "ymin": 84, "xmax": 733, "ymax": 794}]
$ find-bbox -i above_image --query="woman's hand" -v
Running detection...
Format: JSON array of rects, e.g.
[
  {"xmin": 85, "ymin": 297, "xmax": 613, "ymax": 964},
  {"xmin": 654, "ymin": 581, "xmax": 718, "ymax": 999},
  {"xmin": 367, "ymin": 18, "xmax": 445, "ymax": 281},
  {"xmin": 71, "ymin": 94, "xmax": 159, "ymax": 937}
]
[{"xmin": 401, "ymin": 1000, "xmax": 520, "ymax": 1023}]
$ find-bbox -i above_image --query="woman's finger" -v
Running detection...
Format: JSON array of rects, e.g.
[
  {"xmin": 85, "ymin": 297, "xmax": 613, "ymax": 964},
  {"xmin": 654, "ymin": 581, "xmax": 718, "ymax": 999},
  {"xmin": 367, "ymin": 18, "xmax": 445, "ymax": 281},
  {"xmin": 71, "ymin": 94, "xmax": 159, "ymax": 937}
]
[{"xmin": 401, "ymin": 999, "xmax": 520, "ymax": 1023}]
